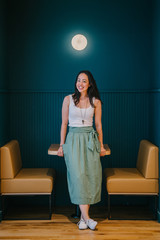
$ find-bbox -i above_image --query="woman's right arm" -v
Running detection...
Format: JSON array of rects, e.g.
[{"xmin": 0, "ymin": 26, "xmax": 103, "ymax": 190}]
[{"xmin": 57, "ymin": 95, "xmax": 70, "ymax": 156}]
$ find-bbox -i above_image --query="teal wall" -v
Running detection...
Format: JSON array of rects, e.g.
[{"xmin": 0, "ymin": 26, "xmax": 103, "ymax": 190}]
[
  {"xmin": 152, "ymin": 0, "xmax": 160, "ymax": 89},
  {"xmin": 0, "ymin": 0, "xmax": 8, "ymax": 222},
  {"xmin": 7, "ymin": 0, "xmax": 153, "ymax": 91},
  {"xmin": 150, "ymin": 0, "xmax": 160, "ymax": 221},
  {"xmin": 150, "ymin": 0, "xmax": 160, "ymax": 148},
  {"xmin": 1, "ymin": 0, "xmax": 160, "ymax": 211},
  {"xmin": 0, "ymin": 0, "xmax": 9, "ymax": 146}
]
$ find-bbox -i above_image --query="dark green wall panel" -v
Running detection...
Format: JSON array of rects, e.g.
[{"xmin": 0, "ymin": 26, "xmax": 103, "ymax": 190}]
[
  {"xmin": 0, "ymin": 0, "xmax": 7, "ymax": 90},
  {"xmin": 0, "ymin": 0, "xmax": 9, "ymax": 147},
  {"xmin": 152, "ymin": 0, "xmax": 160, "ymax": 221},
  {"xmin": 9, "ymin": 90, "xmax": 149, "ymax": 205},
  {"xmin": 7, "ymin": 0, "xmax": 153, "ymax": 91},
  {"xmin": 0, "ymin": 92, "xmax": 9, "ymax": 146}
]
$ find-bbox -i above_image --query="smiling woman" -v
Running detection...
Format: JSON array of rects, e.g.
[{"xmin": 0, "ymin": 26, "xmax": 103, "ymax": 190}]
[
  {"xmin": 71, "ymin": 34, "xmax": 87, "ymax": 51},
  {"xmin": 57, "ymin": 70, "xmax": 106, "ymax": 230}
]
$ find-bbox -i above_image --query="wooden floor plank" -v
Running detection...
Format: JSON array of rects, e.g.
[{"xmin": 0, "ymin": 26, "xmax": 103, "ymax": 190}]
[{"xmin": 0, "ymin": 206, "xmax": 160, "ymax": 240}]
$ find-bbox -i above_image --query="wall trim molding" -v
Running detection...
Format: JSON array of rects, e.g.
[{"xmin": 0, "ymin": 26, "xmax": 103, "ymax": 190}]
[
  {"xmin": 1, "ymin": 89, "xmax": 160, "ymax": 94},
  {"xmin": 0, "ymin": 89, "xmax": 8, "ymax": 93}
]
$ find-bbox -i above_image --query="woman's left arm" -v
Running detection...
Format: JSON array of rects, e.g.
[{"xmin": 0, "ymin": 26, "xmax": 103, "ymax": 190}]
[{"xmin": 94, "ymin": 99, "xmax": 106, "ymax": 156}]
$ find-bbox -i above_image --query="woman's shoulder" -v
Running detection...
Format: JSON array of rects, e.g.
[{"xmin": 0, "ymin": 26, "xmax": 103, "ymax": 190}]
[
  {"xmin": 63, "ymin": 94, "xmax": 74, "ymax": 104},
  {"xmin": 94, "ymin": 98, "xmax": 101, "ymax": 107},
  {"xmin": 63, "ymin": 95, "xmax": 70, "ymax": 106}
]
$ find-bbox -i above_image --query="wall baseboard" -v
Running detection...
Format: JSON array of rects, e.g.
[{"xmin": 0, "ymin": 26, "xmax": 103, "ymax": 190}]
[
  {"xmin": 157, "ymin": 210, "xmax": 160, "ymax": 223},
  {"xmin": 0, "ymin": 210, "xmax": 2, "ymax": 222}
]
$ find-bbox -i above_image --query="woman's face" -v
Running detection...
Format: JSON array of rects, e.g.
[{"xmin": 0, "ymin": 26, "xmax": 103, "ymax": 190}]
[{"xmin": 76, "ymin": 73, "xmax": 90, "ymax": 94}]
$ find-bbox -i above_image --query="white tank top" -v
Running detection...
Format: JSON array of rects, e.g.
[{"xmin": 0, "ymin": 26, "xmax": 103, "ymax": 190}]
[{"xmin": 68, "ymin": 95, "xmax": 95, "ymax": 127}]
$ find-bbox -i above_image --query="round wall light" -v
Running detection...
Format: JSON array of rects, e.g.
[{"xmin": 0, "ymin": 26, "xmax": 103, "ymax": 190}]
[{"xmin": 71, "ymin": 34, "xmax": 87, "ymax": 51}]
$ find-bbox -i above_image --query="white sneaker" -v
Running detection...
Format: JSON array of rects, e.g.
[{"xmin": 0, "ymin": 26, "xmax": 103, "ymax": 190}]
[
  {"xmin": 86, "ymin": 219, "xmax": 98, "ymax": 230},
  {"xmin": 77, "ymin": 219, "xmax": 88, "ymax": 230}
]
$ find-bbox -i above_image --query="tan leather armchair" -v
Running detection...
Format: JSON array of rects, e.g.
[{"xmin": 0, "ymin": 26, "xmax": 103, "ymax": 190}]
[
  {"xmin": 104, "ymin": 140, "xmax": 159, "ymax": 219},
  {"xmin": 0, "ymin": 140, "xmax": 56, "ymax": 220}
]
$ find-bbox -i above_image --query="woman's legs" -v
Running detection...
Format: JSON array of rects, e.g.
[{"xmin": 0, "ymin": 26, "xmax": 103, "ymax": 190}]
[
  {"xmin": 79, "ymin": 204, "xmax": 90, "ymax": 221},
  {"xmin": 79, "ymin": 204, "xmax": 98, "ymax": 230}
]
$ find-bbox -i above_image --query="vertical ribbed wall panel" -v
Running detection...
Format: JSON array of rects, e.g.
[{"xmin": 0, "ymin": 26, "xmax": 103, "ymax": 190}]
[
  {"xmin": 100, "ymin": 91, "xmax": 149, "ymax": 169},
  {"xmin": 0, "ymin": 91, "xmax": 9, "ymax": 146},
  {"xmin": 9, "ymin": 91, "xmax": 150, "ymax": 205}
]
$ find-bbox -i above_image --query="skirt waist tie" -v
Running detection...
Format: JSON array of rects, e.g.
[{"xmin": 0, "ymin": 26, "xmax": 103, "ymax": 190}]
[
  {"xmin": 88, "ymin": 129, "xmax": 101, "ymax": 153},
  {"xmin": 69, "ymin": 127, "xmax": 100, "ymax": 153}
]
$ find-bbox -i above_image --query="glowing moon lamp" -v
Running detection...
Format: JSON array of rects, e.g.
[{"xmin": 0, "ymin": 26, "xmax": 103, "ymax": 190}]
[{"xmin": 71, "ymin": 34, "xmax": 87, "ymax": 51}]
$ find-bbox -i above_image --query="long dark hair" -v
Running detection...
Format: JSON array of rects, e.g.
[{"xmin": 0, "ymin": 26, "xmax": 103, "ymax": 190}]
[{"xmin": 72, "ymin": 70, "xmax": 102, "ymax": 107}]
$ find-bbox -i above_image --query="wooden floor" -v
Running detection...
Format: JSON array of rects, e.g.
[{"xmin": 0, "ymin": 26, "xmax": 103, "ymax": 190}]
[{"xmin": 0, "ymin": 206, "xmax": 160, "ymax": 240}]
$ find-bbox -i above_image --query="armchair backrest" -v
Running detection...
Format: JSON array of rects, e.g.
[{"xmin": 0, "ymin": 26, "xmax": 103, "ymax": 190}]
[
  {"xmin": 136, "ymin": 140, "xmax": 159, "ymax": 179},
  {"xmin": 1, "ymin": 140, "xmax": 22, "ymax": 179}
]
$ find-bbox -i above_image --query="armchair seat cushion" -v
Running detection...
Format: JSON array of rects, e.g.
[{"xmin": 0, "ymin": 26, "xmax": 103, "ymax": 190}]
[
  {"xmin": 1, "ymin": 168, "xmax": 56, "ymax": 194},
  {"xmin": 104, "ymin": 168, "xmax": 158, "ymax": 194}
]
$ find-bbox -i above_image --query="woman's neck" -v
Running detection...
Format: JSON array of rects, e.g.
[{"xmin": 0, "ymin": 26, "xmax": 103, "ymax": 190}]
[{"xmin": 80, "ymin": 92, "xmax": 88, "ymax": 100}]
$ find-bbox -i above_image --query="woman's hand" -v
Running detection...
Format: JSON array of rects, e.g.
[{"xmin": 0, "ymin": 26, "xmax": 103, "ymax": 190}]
[
  {"xmin": 100, "ymin": 146, "xmax": 106, "ymax": 156},
  {"xmin": 57, "ymin": 146, "xmax": 64, "ymax": 157}
]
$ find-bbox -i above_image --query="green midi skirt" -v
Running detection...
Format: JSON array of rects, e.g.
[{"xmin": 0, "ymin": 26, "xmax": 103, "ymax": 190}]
[{"xmin": 62, "ymin": 126, "xmax": 102, "ymax": 205}]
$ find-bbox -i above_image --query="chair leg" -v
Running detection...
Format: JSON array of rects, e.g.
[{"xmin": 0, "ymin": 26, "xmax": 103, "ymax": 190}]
[
  {"xmin": 1, "ymin": 195, "xmax": 5, "ymax": 219},
  {"xmin": 49, "ymin": 194, "xmax": 52, "ymax": 219},
  {"xmin": 52, "ymin": 190, "xmax": 55, "ymax": 213},
  {"xmin": 108, "ymin": 194, "xmax": 111, "ymax": 219},
  {"xmin": 154, "ymin": 195, "xmax": 158, "ymax": 220},
  {"xmin": 71, "ymin": 205, "xmax": 80, "ymax": 218},
  {"xmin": 76, "ymin": 205, "xmax": 80, "ymax": 218},
  {"xmin": 1, "ymin": 195, "xmax": 7, "ymax": 219}
]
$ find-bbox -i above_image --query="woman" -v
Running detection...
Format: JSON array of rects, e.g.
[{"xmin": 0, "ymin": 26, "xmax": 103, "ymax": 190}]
[{"xmin": 57, "ymin": 70, "xmax": 106, "ymax": 230}]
